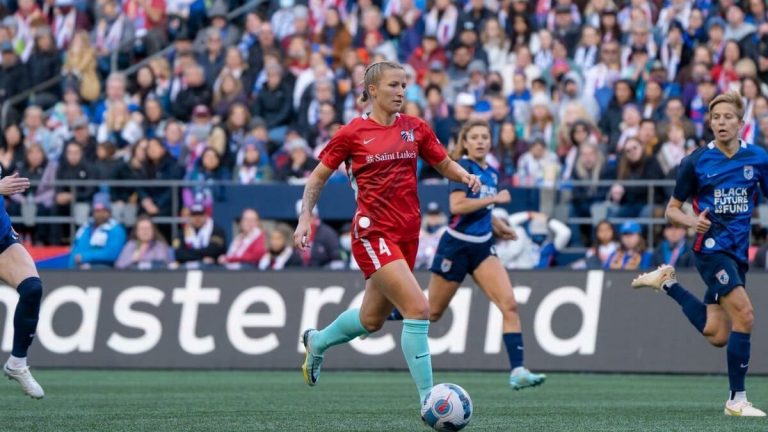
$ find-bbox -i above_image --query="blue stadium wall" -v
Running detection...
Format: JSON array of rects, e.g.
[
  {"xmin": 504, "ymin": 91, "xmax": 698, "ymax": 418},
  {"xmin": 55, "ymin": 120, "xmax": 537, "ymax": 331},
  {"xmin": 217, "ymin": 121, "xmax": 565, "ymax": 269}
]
[{"xmin": 2, "ymin": 270, "xmax": 766, "ymax": 374}]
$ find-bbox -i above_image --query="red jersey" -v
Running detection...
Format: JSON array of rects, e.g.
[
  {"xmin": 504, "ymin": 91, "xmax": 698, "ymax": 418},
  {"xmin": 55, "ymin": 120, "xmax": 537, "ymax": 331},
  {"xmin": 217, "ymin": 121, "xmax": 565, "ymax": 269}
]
[{"xmin": 319, "ymin": 113, "xmax": 448, "ymax": 242}]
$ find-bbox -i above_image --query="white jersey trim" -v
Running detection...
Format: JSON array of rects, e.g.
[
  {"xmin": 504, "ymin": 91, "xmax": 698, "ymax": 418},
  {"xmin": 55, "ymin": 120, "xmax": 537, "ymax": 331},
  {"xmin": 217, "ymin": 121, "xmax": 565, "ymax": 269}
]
[
  {"xmin": 446, "ymin": 227, "xmax": 492, "ymax": 243},
  {"xmin": 361, "ymin": 238, "xmax": 381, "ymax": 269}
]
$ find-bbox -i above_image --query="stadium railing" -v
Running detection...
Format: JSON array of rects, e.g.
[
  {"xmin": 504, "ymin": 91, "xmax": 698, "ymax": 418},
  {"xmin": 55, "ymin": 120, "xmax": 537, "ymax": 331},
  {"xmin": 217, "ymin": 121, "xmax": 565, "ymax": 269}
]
[{"xmin": 22, "ymin": 178, "xmax": 766, "ymax": 251}]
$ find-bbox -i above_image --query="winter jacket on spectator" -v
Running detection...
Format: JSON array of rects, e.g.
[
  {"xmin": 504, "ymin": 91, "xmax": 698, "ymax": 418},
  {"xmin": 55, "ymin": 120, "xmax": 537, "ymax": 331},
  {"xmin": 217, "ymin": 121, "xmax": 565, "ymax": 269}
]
[
  {"xmin": 252, "ymin": 79, "xmax": 293, "ymax": 130},
  {"xmin": 115, "ymin": 239, "xmax": 173, "ymax": 269},
  {"xmin": 174, "ymin": 219, "xmax": 227, "ymax": 264},
  {"xmin": 139, "ymin": 153, "xmax": 184, "ymax": 216},
  {"xmin": 69, "ymin": 218, "xmax": 127, "ymax": 268},
  {"xmin": 0, "ymin": 57, "xmax": 29, "ymax": 103},
  {"xmin": 173, "ymin": 83, "xmax": 213, "ymax": 122},
  {"xmin": 221, "ymin": 227, "xmax": 266, "ymax": 267},
  {"xmin": 55, "ymin": 144, "xmax": 95, "ymax": 203}
]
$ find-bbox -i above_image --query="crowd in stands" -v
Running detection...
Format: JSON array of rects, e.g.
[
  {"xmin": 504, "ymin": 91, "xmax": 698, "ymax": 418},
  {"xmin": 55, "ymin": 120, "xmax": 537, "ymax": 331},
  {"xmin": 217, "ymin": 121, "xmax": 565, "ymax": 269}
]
[{"xmin": 0, "ymin": 0, "xmax": 767, "ymax": 270}]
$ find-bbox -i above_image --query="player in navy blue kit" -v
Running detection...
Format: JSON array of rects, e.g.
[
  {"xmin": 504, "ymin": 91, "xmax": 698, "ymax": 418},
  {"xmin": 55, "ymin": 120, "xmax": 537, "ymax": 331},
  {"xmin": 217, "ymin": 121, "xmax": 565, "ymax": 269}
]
[
  {"xmin": 428, "ymin": 119, "xmax": 546, "ymax": 390},
  {"xmin": 632, "ymin": 92, "xmax": 765, "ymax": 416},
  {"xmin": 0, "ymin": 172, "xmax": 45, "ymax": 399}
]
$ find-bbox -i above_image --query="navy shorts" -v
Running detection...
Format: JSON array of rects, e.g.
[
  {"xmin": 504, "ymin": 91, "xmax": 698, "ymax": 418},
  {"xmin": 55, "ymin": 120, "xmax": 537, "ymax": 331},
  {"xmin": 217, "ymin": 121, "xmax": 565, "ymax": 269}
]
[
  {"xmin": 429, "ymin": 232, "xmax": 496, "ymax": 282},
  {"xmin": 694, "ymin": 252, "xmax": 747, "ymax": 304}
]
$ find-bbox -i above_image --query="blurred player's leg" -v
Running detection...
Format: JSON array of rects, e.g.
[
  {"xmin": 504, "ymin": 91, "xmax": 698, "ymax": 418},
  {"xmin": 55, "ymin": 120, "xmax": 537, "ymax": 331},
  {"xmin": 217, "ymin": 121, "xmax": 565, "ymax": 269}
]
[
  {"xmin": 472, "ymin": 256, "xmax": 545, "ymax": 390},
  {"xmin": 633, "ymin": 265, "xmax": 708, "ymax": 333},
  {"xmin": 0, "ymin": 244, "xmax": 44, "ymax": 399},
  {"xmin": 720, "ymin": 288, "xmax": 765, "ymax": 416},
  {"xmin": 370, "ymin": 260, "xmax": 433, "ymax": 403},
  {"xmin": 301, "ymin": 308, "xmax": 369, "ymax": 386}
]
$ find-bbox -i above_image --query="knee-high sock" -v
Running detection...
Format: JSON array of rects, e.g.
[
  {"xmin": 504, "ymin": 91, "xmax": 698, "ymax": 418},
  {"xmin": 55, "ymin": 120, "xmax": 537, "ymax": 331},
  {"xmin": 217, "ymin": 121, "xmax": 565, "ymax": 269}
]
[
  {"xmin": 503, "ymin": 332, "xmax": 524, "ymax": 370},
  {"xmin": 12, "ymin": 277, "xmax": 43, "ymax": 358},
  {"xmin": 727, "ymin": 332, "xmax": 750, "ymax": 393},
  {"xmin": 311, "ymin": 308, "xmax": 368, "ymax": 355},
  {"xmin": 402, "ymin": 319, "xmax": 433, "ymax": 403},
  {"xmin": 665, "ymin": 282, "xmax": 707, "ymax": 333}
]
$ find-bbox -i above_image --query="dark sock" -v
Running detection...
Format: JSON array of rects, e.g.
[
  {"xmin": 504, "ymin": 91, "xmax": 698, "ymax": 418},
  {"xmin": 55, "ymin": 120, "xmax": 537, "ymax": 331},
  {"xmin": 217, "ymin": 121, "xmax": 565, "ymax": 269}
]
[
  {"xmin": 727, "ymin": 332, "xmax": 750, "ymax": 393},
  {"xmin": 665, "ymin": 282, "xmax": 707, "ymax": 333},
  {"xmin": 12, "ymin": 277, "xmax": 43, "ymax": 358},
  {"xmin": 387, "ymin": 308, "xmax": 403, "ymax": 321},
  {"xmin": 503, "ymin": 332, "xmax": 524, "ymax": 369}
]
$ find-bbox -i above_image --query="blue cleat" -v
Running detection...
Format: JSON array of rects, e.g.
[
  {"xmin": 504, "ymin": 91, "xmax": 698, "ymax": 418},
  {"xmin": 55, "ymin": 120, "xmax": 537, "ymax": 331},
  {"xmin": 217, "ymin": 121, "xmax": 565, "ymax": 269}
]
[
  {"xmin": 301, "ymin": 329, "xmax": 324, "ymax": 386},
  {"xmin": 509, "ymin": 367, "xmax": 546, "ymax": 390}
]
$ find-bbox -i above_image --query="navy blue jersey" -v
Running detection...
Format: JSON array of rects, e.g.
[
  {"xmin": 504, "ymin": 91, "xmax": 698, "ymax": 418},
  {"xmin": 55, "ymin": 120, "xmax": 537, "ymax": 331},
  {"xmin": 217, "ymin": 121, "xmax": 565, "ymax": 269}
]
[
  {"xmin": 448, "ymin": 158, "xmax": 498, "ymax": 238},
  {"xmin": 673, "ymin": 141, "xmax": 768, "ymax": 263},
  {"xmin": 0, "ymin": 194, "xmax": 10, "ymax": 238}
]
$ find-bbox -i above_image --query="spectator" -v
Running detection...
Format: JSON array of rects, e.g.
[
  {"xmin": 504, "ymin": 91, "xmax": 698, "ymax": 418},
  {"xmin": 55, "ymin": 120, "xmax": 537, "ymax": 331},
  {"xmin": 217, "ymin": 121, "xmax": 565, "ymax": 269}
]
[
  {"xmin": 525, "ymin": 94, "xmax": 556, "ymax": 149},
  {"xmin": 491, "ymin": 121, "xmax": 527, "ymax": 184},
  {"xmin": 141, "ymin": 97, "xmax": 167, "ymax": 139},
  {"xmin": 516, "ymin": 137, "xmax": 561, "ymax": 187},
  {"xmin": 115, "ymin": 215, "xmax": 173, "ymax": 269},
  {"xmin": 62, "ymin": 30, "xmax": 100, "ymax": 102},
  {"xmin": 604, "ymin": 221, "xmax": 652, "ymax": 270},
  {"xmin": 650, "ymin": 223, "xmax": 695, "ymax": 268},
  {"xmin": 69, "ymin": 192, "xmax": 127, "ymax": 269},
  {"xmin": 129, "ymin": 65, "xmax": 157, "ymax": 107},
  {"xmin": 138, "ymin": 137, "xmax": 184, "ymax": 218},
  {"xmin": 96, "ymin": 100, "xmax": 144, "ymax": 153},
  {"xmin": 276, "ymin": 137, "xmax": 317, "ymax": 183},
  {"xmin": 212, "ymin": 72, "xmax": 247, "ymax": 120},
  {"xmin": 66, "ymin": 116, "xmax": 97, "ymax": 162},
  {"xmin": 26, "ymin": 32, "xmax": 61, "ymax": 109},
  {"xmin": 182, "ymin": 147, "xmax": 229, "ymax": 212},
  {"xmin": 294, "ymin": 199, "xmax": 342, "ymax": 269},
  {"xmin": 656, "ymin": 124, "xmax": 689, "ymax": 176},
  {"xmin": 234, "ymin": 136, "xmax": 272, "ymax": 183},
  {"xmin": 51, "ymin": 0, "xmax": 91, "ymax": 51},
  {"xmin": 92, "ymin": 73, "xmax": 130, "ymax": 125},
  {"xmin": 22, "ymin": 106, "xmax": 55, "ymax": 162},
  {"xmin": 173, "ymin": 201, "xmax": 227, "ymax": 268},
  {"xmin": 572, "ymin": 220, "xmax": 619, "ymax": 269},
  {"xmin": 495, "ymin": 211, "xmax": 572, "ymax": 269},
  {"xmin": 569, "ymin": 141, "xmax": 615, "ymax": 245},
  {"xmin": 122, "ymin": 0, "xmax": 166, "ymax": 55},
  {"xmin": 197, "ymin": 28, "xmax": 225, "ymax": 87},
  {"xmin": 258, "ymin": 224, "xmax": 303, "ymax": 270},
  {"xmin": 9, "ymin": 143, "xmax": 56, "ymax": 244},
  {"xmin": 172, "ymin": 64, "xmax": 212, "ymax": 122},
  {"xmin": 415, "ymin": 202, "xmax": 447, "ymax": 270},
  {"xmin": 93, "ymin": 0, "xmax": 135, "ymax": 75},
  {"xmin": 0, "ymin": 41, "xmax": 29, "ymax": 107},
  {"xmin": 316, "ymin": 7, "xmax": 353, "ymax": 68},
  {"xmin": 252, "ymin": 63, "xmax": 293, "ymax": 144},
  {"xmin": 657, "ymin": 97, "xmax": 697, "ymax": 143},
  {"xmin": 194, "ymin": 0, "xmax": 239, "ymax": 52},
  {"xmin": 218, "ymin": 208, "xmax": 266, "ymax": 269},
  {"xmin": 0, "ymin": 124, "xmax": 24, "ymax": 174},
  {"xmin": 608, "ymin": 137, "xmax": 665, "ymax": 218},
  {"xmin": 52, "ymin": 141, "xmax": 95, "ymax": 243}
]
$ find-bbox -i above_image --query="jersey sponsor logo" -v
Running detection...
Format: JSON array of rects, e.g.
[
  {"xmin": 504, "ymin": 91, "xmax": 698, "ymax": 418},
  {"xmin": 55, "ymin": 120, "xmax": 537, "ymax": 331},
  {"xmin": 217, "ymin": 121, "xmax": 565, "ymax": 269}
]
[
  {"xmin": 400, "ymin": 128, "xmax": 415, "ymax": 142},
  {"xmin": 440, "ymin": 258, "xmax": 452, "ymax": 273},
  {"xmin": 744, "ymin": 165, "xmax": 754, "ymax": 180},
  {"xmin": 365, "ymin": 150, "xmax": 417, "ymax": 164},
  {"xmin": 716, "ymin": 269, "xmax": 729, "ymax": 285},
  {"xmin": 713, "ymin": 187, "xmax": 749, "ymax": 214}
]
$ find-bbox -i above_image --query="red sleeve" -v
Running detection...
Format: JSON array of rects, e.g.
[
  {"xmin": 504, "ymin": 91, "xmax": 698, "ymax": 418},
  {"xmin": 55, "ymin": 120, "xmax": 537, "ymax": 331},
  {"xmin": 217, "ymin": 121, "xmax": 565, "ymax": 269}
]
[
  {"xmin": 417, "ymin": 119, "xmax": 448, "ymax": 166},
  {"xmin": 319, "ymin": 125, "xmax": 352, "ymax": 170}
]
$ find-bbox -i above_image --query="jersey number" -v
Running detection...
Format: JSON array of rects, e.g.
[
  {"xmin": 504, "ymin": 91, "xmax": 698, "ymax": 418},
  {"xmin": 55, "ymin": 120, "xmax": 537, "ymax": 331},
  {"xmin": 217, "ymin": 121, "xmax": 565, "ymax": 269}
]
[{"xmin": 379, "ymin": 238, "xmax": 392, "ymax": 256}]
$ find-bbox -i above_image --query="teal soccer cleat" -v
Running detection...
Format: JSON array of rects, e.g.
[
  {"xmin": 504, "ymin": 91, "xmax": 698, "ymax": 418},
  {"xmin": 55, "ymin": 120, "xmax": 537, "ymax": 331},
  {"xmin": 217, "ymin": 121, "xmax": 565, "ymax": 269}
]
[
  {"xmin": 301, "ymin": 329, "xmax": 324, "ymax": 386},
  {"xmin": 509, "ymin": 367, "xmax": 546, "ymax": 390}
]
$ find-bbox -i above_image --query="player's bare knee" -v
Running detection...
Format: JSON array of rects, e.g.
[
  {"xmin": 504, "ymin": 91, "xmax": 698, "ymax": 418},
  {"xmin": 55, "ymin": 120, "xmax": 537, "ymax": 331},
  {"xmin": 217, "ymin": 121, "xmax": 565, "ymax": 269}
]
[
  {"xmin": 361, "ymin": 316, "xmax": 384, "ymax": 333},
  {"xmin": 500, "ymin": 299, "xmax": 519, "ymax": 319},
  {"xmin": 429, "ymin": 307, "xmax": 445, "ymax": 322},
  {"xmin": 734, "ymin": 306, "xmax": 754, "ymax": 332}
]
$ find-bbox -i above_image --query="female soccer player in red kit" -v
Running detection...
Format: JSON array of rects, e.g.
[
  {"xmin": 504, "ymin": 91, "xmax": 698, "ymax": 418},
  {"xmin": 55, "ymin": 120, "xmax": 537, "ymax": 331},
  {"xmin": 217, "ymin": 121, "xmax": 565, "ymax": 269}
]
[{"xmin": 294, "ymin": 61, "xmax": 481, "ymax": 409}]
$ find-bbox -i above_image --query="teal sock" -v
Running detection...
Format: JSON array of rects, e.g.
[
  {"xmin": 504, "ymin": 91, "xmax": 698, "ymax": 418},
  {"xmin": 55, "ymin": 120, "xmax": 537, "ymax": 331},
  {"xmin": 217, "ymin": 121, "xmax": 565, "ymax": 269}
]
[
  {"xmin": 402, "ymin": 319, "xmax": 433, "ymax": 403},
  {"xmin": 311, "ymin": 308, "xmax": 368, "ymax": 355}
]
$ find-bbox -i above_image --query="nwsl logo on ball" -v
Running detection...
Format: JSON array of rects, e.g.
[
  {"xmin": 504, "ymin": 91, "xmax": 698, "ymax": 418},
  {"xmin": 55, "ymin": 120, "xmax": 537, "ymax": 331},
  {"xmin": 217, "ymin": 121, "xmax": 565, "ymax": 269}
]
[{"xmin": 401, "ymin": 128, "xmax": 415, "ymax": 142}]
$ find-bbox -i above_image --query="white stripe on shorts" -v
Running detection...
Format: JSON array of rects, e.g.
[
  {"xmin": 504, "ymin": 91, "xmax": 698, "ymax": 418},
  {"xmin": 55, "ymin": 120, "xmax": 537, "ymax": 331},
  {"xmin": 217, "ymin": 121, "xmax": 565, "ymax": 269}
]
[{"xmin": 361, "ymin": 238, "xmax": 381, "ymax": 269}]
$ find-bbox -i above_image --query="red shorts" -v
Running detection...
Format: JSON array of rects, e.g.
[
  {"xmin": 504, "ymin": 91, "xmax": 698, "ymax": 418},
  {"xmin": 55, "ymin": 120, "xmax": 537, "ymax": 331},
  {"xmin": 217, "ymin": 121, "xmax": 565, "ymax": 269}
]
[{"xmin": 352, "ymin": 234, "xmax": 418, "ymax": 279}]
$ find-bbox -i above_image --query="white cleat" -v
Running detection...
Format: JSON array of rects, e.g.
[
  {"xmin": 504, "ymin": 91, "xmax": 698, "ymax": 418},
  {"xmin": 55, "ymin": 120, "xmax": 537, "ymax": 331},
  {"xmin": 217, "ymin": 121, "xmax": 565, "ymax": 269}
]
[
  {"xmin": 3, "ymin": 362, "xmax": 44, "ymax": 399},
  {"xmin": 724, "ymin": 399, "xmax": 766, "ymax": 417},
  {"xmin": 631, "ymin": 265, "xmax": 677, "ymax": 292}
]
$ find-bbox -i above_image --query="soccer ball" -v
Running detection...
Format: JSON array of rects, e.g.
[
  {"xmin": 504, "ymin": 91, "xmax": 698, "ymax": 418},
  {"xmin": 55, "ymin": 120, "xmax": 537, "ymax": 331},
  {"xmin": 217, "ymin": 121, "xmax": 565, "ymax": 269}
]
[{"xmin": 420, "ymin": 383, "xmax": 473, "ymax": 431}]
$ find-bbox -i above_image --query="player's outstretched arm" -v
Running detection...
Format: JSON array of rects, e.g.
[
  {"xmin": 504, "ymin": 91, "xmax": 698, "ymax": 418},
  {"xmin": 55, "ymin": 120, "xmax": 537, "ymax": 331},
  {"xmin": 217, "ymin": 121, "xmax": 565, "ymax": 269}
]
[
  {"xmin": 449, "ymin": 189, "xmax": 510, "ymax": 215},
  {"xmin": 294, "ymin": 163, "xmax": 335, "ymax": 249},
  {"xmin": 433, "ymin": 157, "xmax": 481, "ymax": 193},
  {"xmin": 0, "ymin": 172, "xmax": 30, "ymax": 196}
]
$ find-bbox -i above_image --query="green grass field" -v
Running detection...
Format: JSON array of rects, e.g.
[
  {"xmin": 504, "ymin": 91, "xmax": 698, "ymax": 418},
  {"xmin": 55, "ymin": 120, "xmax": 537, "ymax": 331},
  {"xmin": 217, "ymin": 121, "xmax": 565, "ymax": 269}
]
[{"xmin": 1, "ymin": 370, "xmax": 767, "ymax": 431}]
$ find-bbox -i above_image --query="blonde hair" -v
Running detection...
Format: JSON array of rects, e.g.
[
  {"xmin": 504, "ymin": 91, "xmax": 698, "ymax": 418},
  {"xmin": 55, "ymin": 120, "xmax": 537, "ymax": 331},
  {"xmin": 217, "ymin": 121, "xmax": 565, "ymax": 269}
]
[
  {"xmin": 357, "ymin": 61, "xmax": 405, "ymax": 104},
  {"xmin": 709, "ymin": 91, "xmax": 745, "ymax": 119},
  {"xmin": 450, "ymin": 119, "xmax": 490, "ymax": 160}
]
